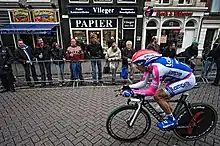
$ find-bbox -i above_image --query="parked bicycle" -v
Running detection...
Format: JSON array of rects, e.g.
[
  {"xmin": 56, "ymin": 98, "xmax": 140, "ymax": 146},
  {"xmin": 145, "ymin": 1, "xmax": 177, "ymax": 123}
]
[{"xmin": 106, "ymin": 87, "xmax": 218, "ymax": 141}]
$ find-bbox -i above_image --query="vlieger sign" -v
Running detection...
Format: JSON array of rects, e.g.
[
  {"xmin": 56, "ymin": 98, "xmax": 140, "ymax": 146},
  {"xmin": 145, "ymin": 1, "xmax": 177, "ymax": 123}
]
[
  {"xmin": 123, "ymin": 19, "xmax": 135, "ymax": 28},
  {"xmin": 71, "ymin": 19, "xmax": 117, "ymax": 28}
]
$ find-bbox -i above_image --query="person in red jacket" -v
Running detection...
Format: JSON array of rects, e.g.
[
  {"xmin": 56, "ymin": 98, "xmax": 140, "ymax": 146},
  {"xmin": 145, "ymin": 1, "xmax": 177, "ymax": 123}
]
[{"xmin": 66, "ymin": 38, "xmax": 84, "ymax": 82}]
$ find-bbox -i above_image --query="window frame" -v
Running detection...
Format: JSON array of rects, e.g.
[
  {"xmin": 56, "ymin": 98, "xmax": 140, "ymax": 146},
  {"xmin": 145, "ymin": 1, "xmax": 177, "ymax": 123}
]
[
  {"xmin": 27, "ymin": 0, "xmax": 50, "ymax": 2},
  {"xmin": 155, "ymin": 0, "xmax": 170, "ymax": 5},
  {"xmin": 117, "ymin": 0, "xmax": 136, "ymax": 4},
  {"xmin": 93, "ymin": 0, "xmax": 113, "ymax": 4},
  {"xmin": 0, "ymin": 0, "xmax": 18, "ymax": 2},
  {"xmin": 178, "ymin": 0, "xmax": 193, "ymax": 5},
  {"xmin": 69, "ymin": 0, "xmax": 89, "ymax": 4}
]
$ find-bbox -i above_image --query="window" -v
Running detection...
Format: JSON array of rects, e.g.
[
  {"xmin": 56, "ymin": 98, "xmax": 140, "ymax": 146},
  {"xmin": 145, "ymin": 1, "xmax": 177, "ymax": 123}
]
[
  {"xmin": 117, "ymin": 0, "xmax": 136, "ymax": 3},
  {"xmin": 162, "ymin": 20, "xmax": 180, "ymax": 27},
  {"xmin": 147, "ymin": 21, "xmax": 157, "ymax": 27},
  {"xmin": 27, "ymin": 0, "xmax": 50, "ymax": 2},
  {"xmin": 186, "ymin": 20, "xmax": 195, "ymax": 27},
  {"xmin": 93, "ymin": 0, "xmax": 113, "ymax": 3},
  {"xmin": 156, "ymin": 0, "xmax": 169, "ymax": 4},
  {"xmin": 72, "ymin": 30, "xmax": 87, "ymax": 43},
  {"xmin": 0, "ymin": 0, "xmax": 18, "ymax": 1},
  {"xmin": 178, "ymin": 0, "xmax": 192, "ymax": 4},
  {"xmin": 103, "ymin": 30, "xmax": 116, "ymax": 49},
  {"xmin": 69, "ymin": 0, "xmax": 89, "ymax": 3}
]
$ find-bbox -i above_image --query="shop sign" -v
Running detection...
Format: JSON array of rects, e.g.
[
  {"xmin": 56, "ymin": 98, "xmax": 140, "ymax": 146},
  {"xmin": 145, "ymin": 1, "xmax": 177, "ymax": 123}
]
[
  {"xmin": 123, "ymin": 19, "xmax": 135, "ymax": 28},
  {"xmin": 68, "ymin": 6, "xmax": 137, "ymax": 16},
  {"xmin": 0, "ymin": 30, "xmax": 51, "ymax": 35},
  {"xmin": 71, "ymin": 19, "xmax": 117, "ymax": 28},
  {"xmin": 32, "ymin": 9, "xmax": 57, "ymax": 22},
  {"xmin": 12, "ymin": 9, "xmax": 31, "ymax": 22},
  {"xmin": 156, "ymin": 11, "xmax": 193, "ymax": 17}
]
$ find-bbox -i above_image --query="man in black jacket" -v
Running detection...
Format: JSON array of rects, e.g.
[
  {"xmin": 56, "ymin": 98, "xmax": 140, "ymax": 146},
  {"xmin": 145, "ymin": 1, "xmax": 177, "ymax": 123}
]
[
  {"xmin": 86, "ymin": 35, "xmax": 104, "ymax": 85},
  {"xmin": 34, "ymin": 37, "xmax": 53, "ymax": 87},
  {"xmin": 15, "ymin": 39, "xmax": 38, "ymax": 87},
  {"xmin": 211, "ymin": 35, "xmax": 220, "ymax": 86},
  {"xmin": 0, "ymin": 41, "xmax": 15, "ymax": 92},
  {"xmin": 162, "ymin": 42, "xmax": 177, "ymax": 58}
]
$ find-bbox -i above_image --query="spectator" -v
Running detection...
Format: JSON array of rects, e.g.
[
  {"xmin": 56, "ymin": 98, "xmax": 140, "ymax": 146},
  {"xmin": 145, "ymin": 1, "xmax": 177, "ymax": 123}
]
[
  {"xmin": 15, "ymin": 39, "xmax": 38, "ymax": 87},
  {"xmin": 105, "ymin": 42, "xmax": 121, "ymax": 84},
  {"xmin": 162, "ymin": 42, "xmax": 177, "ymax": 58},
  {"xmin": 66, "ymin": 38, "xmax": 84, "ymax": 85},
  {"xmin": 51, "ymin": 42, "xmax": 66, "ymax": 87},
  {"xmin": 183, "ymin": 41, "xmax": 199, "ymax": 70},
  {"xmin": 0, "ymin": 41, "xmax": 15, "ymax": 92},
  {"xmin": 121, "ymin": 40, "xmax": 136, "ymax": 81},
  {"xmin": 147, "ymin": 36, "xmax": 160, "ymax": 53},
  {"xmin": 86, "ymin": 35, "xmax": 104, "ymax": 85},
  {"xmin": 34, "ymin": 37, "xmax": 53, "ymax": 87},
  {"xmin": 211, "ymin": 35, "xmax": 220, "ymax": 86}
]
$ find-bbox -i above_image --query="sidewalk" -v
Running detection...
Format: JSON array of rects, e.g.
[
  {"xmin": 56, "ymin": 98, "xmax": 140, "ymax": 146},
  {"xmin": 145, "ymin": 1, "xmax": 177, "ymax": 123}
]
[{"xmin": 0, "ymin": 84, "xmax": 219, "ymax": 146}]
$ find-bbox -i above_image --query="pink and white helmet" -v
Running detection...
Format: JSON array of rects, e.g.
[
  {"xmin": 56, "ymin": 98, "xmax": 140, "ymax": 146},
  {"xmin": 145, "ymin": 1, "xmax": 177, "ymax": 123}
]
[{"xmin": 131, "ymin": 49, "xmax": 162, "ymax": 67}]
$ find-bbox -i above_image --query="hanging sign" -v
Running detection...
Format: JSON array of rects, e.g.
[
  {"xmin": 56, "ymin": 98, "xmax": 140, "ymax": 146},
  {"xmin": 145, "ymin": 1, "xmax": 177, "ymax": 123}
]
[
  {"xmin": 12, "ymin": 9, "xmax": 31, "ymax": 22},
  {"xmin": 32, "ymin": 9, "xmax": 57, "ymax": 22}
]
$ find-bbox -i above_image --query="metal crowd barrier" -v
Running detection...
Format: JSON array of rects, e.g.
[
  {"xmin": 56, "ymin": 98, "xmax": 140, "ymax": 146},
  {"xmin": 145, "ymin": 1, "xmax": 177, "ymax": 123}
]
[{"xmin": 4, "ymin": 57, "xmax": 217, "ymax": 88}]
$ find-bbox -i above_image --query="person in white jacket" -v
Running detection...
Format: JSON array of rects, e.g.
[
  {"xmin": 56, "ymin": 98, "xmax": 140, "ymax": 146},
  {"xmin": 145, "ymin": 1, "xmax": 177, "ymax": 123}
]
[{"xmin": 105, "ymin": 42, "xmax": 121, "ymax": 84}]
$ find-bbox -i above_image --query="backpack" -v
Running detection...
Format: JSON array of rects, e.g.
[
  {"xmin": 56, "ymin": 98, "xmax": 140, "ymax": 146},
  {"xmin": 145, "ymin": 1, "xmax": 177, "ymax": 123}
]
[{"xmin": 120, "ymin": 66, "xmax": 128, "ymax": 79}]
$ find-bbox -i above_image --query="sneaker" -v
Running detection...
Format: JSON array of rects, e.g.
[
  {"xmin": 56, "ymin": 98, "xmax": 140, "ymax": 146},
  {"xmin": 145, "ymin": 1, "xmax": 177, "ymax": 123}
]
[{"xmin": 157, "ymin": 116, "xmax": 178, "ymax": 129}]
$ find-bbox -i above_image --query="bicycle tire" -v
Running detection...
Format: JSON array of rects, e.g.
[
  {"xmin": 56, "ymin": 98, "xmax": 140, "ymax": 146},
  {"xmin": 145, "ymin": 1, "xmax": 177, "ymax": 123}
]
[
  {"xmin": 106, "ymin": 105, "xmax": 151, "ymax": 141},
  {"xmin": 173, "ymin": 103, "xmax": 218, "ymax": 141}
]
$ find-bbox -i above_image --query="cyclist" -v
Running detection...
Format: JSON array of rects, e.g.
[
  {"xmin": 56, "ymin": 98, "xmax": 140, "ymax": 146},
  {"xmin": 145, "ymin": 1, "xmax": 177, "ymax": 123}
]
[{"xmin": 122, "ymin": 49, "xmax": 196, "ymax": 129}]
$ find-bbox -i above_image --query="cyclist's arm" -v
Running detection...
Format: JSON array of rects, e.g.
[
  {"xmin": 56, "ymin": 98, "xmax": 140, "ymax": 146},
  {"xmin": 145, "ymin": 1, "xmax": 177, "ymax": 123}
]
[
  {"xmin": 132, "ymin": 65, "xmax": 160, "ymax": 96},
  {"xmin": 129, "ymin": 72, "xmax": 149, "ymax": 89}
]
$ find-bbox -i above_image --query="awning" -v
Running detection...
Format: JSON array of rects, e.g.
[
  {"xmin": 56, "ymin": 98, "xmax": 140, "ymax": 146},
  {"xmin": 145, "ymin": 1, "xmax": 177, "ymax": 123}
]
[{"xmin": 0, "ymin": 24, "xmax": 57, "ymax": 35}]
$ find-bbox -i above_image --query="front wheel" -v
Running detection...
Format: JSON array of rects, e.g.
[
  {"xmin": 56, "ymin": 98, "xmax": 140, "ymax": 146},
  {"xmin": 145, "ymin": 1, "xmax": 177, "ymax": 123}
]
[
  {"xmin": 106, "ymin": 105, "xmax": 151, "ymax": 141},
  {"xmin": 174, "ymin": 103, "xmax": 218, "ymax": 141}
]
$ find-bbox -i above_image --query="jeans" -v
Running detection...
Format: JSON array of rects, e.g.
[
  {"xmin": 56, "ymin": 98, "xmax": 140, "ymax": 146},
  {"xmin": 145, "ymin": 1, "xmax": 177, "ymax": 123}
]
[
  {"xmin": 70, "ymin": 62, "xmax": 83, "ymax": 81},
  {"xmin": 23, "ymin": 64, "xmax": 38, "ymax": 83},
  {"xmin": 71, "ymin": 62, "xmax": 81, "ymax": 80},
  {"xmin": 38, "ymin": 62, "xmax": 52, "ymax": 84},
  {"xmin": 91, "ymin": 60, "xmax": 102, "ymax": 81},
  {"xmin": 201, "ymin": 60, "xmax": 213, "ymax": 78},
  {"xmin": 110, "ymin": 61, "xmax": 119, "ymax": 82},
  {"xmin": 55, "ymin": 63, "xmax": 64, "ymax": 82}
]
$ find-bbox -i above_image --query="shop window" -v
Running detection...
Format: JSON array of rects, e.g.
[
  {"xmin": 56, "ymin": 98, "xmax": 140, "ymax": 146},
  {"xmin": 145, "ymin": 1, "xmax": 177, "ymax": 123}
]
[
  {"xmin": 88, "ymin": 30, "xmax": 101, "ymax": 44},
  {"xmin": 93, "ymin": 0, "xmax": 113, "ymax": 3},
  {"xmin": 103, "ymin": 29, "xmax": 116, "ymax": 49},
  {"xmin": 1, "ymin": 35, "xmax": 15, "ymax": 52},
  {"xmin": 147, "ymin": 21, "xmax": 157, "ymax": 27},
  {"xmin": 186, "ymin": 20, "xmax": 195, "ymax": 27},
  {"xmin": 156, "ymin": 0, "xmax": 170, "ymax": 4},
  {"xmin": 178, "ymin": 0, "xmax": 192, "ymax": 4},
  {"xmin": 145, "ymin": 30, "xmax": 157, "ymax": 48},
  {"xmin": 69, "ymin": 0, "xmax": 89, "ymax": 3},
  {"xmin": 38, "ymin": 27, "xmax": 57, "ymax": 47},
  {"xmin": 117, "ymin": 0, "xmax": 136, "ymax": 3},
  {"xmin": 72, "ymin": 30, "xmax": 87, "ymax": 44},
  {"xmin": 123, "ymin": 29, "xmax": 135, "ymax": 47},
  {"xmin": 162, "ymin": 20, "xmax": 180, "ymax": 27}
]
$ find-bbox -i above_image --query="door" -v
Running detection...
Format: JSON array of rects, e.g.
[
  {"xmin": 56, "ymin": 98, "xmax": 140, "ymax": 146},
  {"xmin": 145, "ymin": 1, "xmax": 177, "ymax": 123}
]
[
  {"xmin": 88, "ymin": 30, "xmax": 101, "ymax": 44},
  {"xmin": 145, "ymin": 30, "xmax": 157, "ymax": 48},
  {"xmin": 184, "ymin": 29, "xmax": 195, "ymax": 48},
  {"xmin": 203, "ymin": 29, "xmax": 216, "ymax": 49}
]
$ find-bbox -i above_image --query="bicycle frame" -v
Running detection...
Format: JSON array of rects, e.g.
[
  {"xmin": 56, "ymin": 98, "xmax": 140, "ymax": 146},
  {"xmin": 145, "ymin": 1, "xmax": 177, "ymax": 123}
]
[{"xmin": 127, "ymin": 93, "xmax": 195, "ymax": 127}]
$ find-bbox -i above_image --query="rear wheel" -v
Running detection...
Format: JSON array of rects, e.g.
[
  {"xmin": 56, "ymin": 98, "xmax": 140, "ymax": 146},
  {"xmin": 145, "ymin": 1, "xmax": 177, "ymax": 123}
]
[
  {"xmin": 106, "ymin": 105, "xmax": 151, "ymax": 141},
  {"xmin": 174, "ymin": 103, "xmax": 218, "ymax": 141}
]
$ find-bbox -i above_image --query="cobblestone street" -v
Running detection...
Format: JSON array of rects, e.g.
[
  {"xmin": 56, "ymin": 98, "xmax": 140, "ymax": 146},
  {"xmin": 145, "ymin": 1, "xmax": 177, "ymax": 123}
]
[{"xmin": 0, "ymin": 84, "xmax": 219, "ymax": 146}]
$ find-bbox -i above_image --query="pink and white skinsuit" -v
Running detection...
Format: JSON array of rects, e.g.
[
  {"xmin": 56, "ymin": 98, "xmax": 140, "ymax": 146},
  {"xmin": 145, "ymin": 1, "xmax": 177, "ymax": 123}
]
[{"xmin": 129, "ymin": 57, "xmax": 196, "ymax": 97}]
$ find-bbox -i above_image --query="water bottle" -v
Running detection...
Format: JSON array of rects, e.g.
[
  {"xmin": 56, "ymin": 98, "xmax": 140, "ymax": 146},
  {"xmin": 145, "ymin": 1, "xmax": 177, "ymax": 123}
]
[{"xmin": 152, "ymin": 103, "xmax": 166, "ymax": 117}]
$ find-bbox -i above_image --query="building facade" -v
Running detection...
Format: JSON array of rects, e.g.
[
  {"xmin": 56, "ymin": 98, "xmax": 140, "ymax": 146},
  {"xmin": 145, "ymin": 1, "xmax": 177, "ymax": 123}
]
[
  {"xmin": 199, "ymin": 0, "xmax": 220, "ymax": 51},
  {"xmin": 143, "ymin": 0, "xmax": 208, "ymax": 55},
  {"xmin": 60, "ymin": 0, "xmax": 145, "ymax": 51},
  {"xmin": 0, "ymin": 0, "xmax": 61, "ymax": 50}
]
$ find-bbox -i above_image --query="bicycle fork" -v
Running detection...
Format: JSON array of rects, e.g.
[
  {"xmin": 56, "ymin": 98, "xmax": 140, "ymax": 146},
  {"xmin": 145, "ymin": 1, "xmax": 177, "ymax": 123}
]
[{"xmin": 127, "ymin": 102, "xmax": 142, "ymax": 127}]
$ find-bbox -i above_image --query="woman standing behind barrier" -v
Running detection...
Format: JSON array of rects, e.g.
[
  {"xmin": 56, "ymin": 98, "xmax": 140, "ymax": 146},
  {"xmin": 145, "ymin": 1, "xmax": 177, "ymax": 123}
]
[
  {"xmin": 51, "ymin": 42, "xmax": 66, "ymax": 87},
  {"xmin": 105, "ymin": 42, "xmax": 121, "ymax": 85}
]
